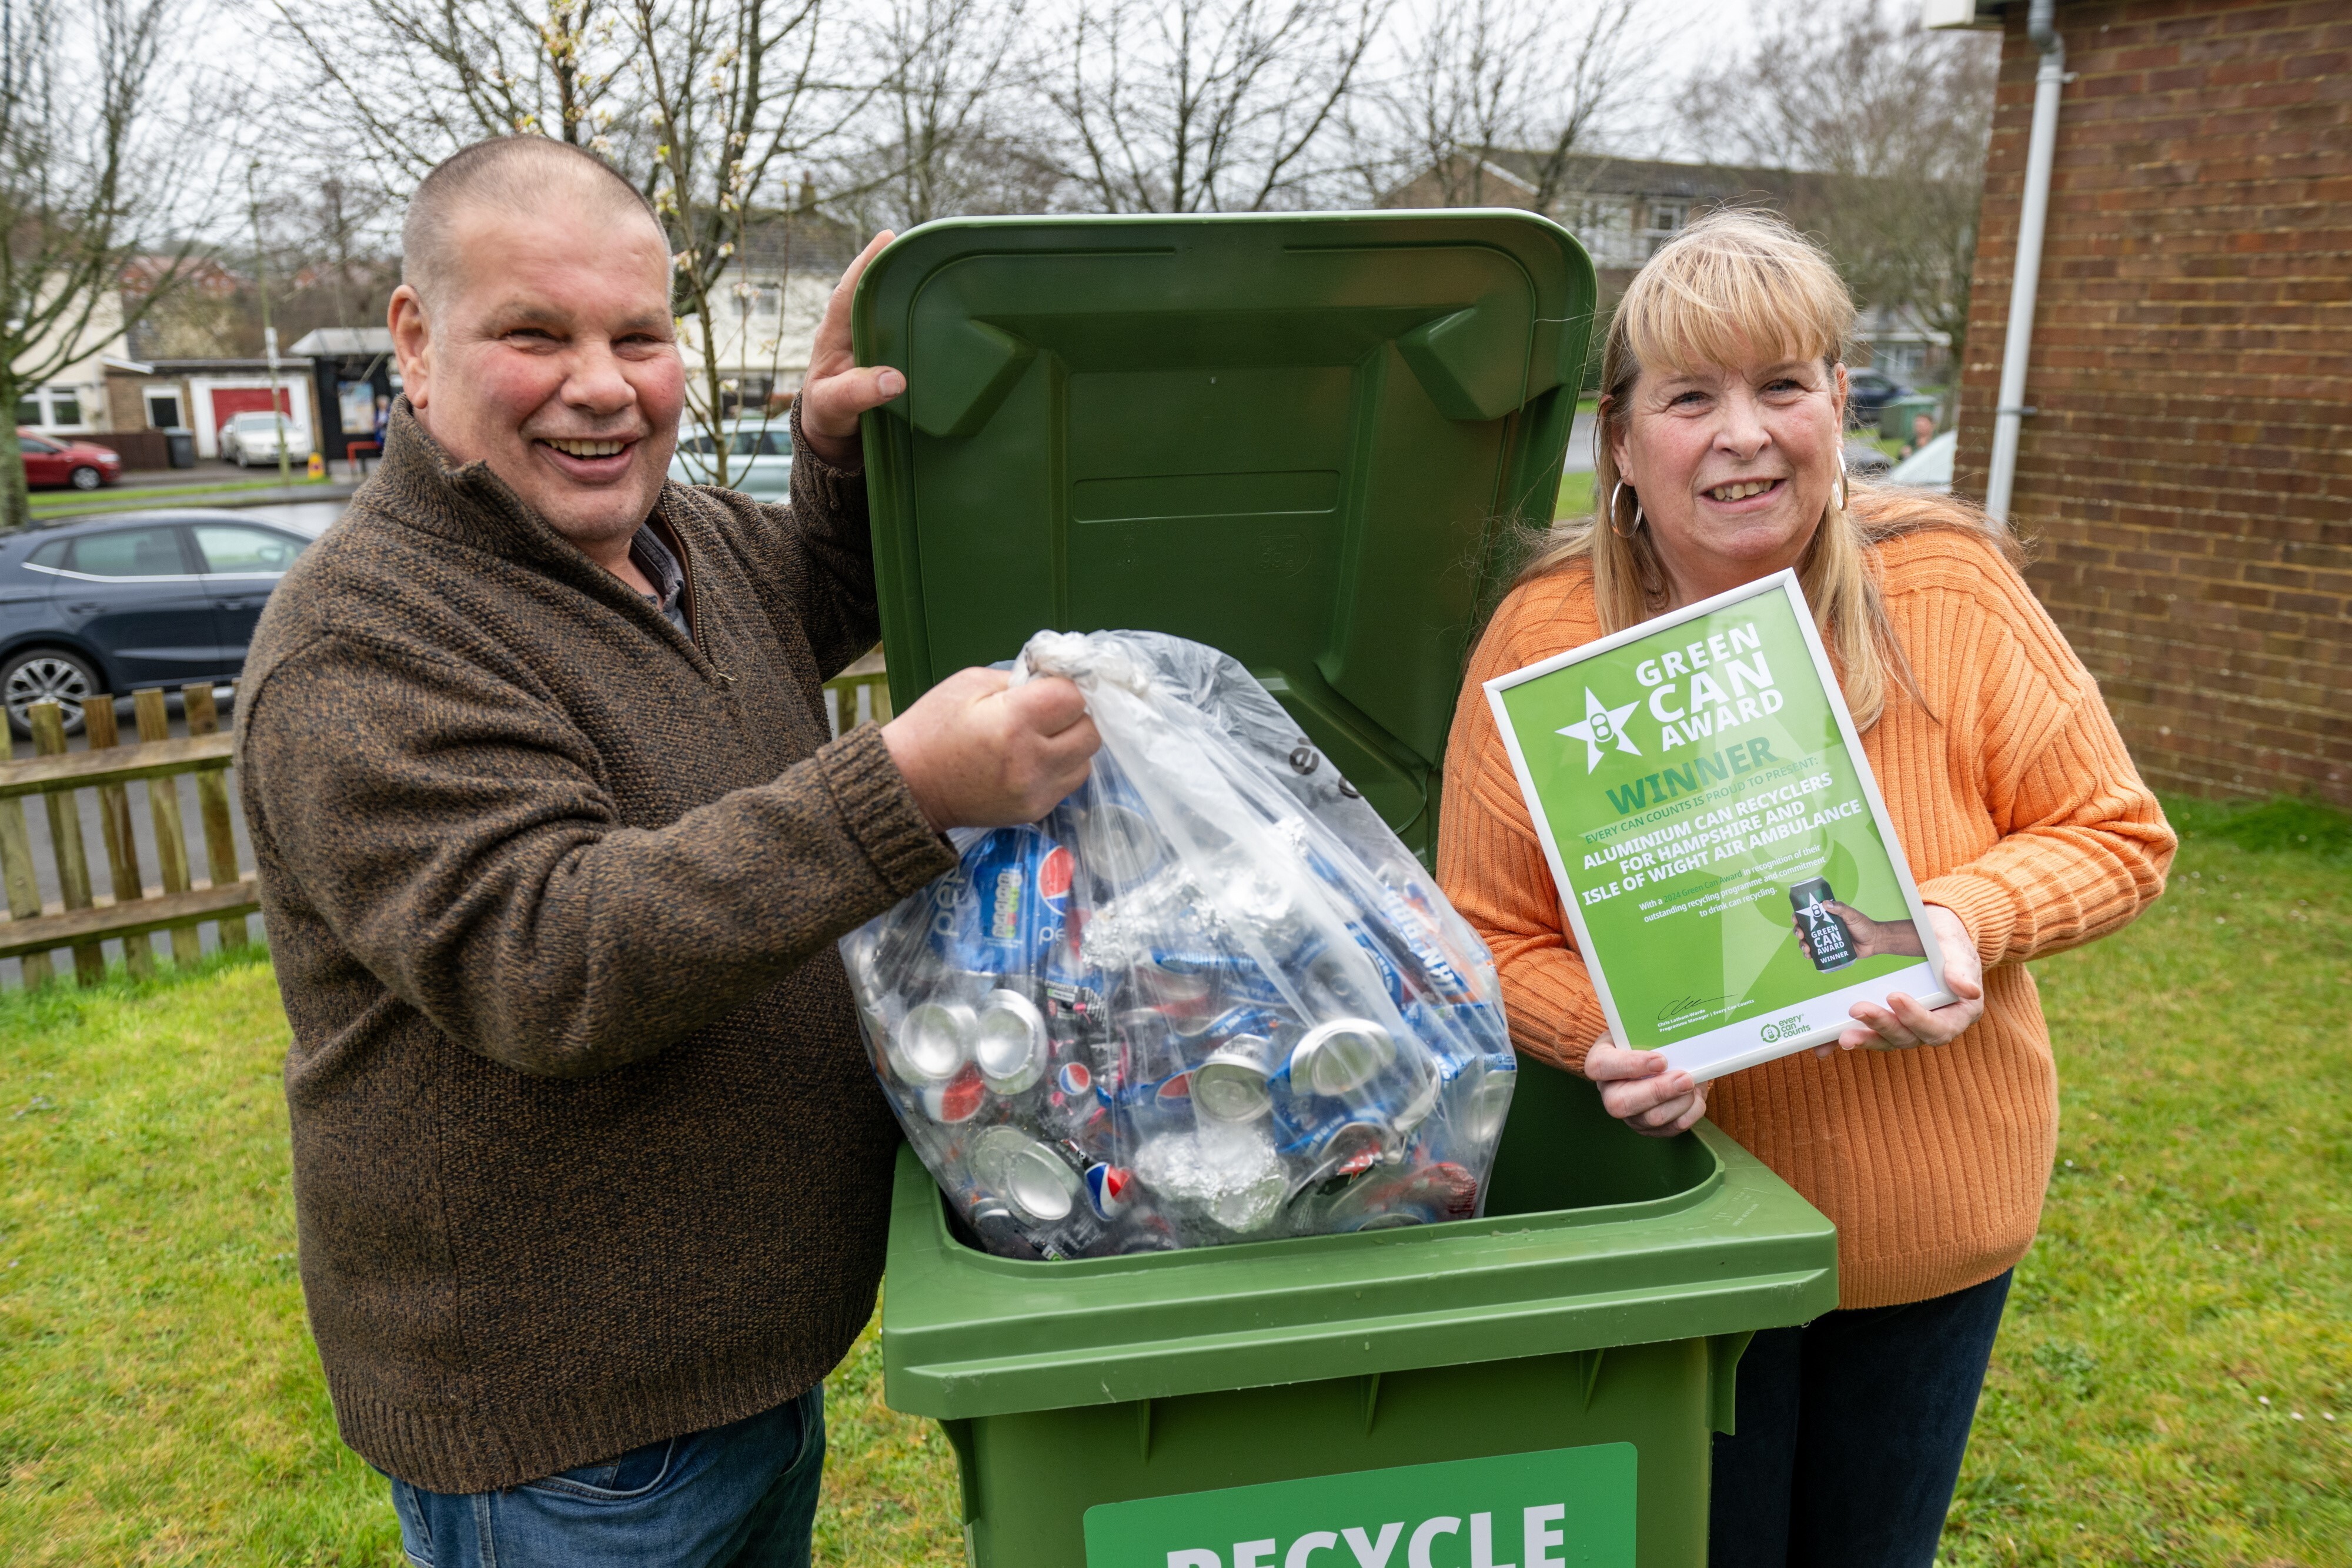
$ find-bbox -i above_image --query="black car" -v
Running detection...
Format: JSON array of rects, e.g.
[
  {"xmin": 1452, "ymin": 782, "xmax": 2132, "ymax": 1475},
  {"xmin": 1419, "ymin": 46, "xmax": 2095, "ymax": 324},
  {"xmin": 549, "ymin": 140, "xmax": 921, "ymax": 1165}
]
[
  {"xmin": 1845, "ymin": 367, "xmax": 1913, "ymax": 427},
  {"xmin": 0, "ymin": 510, "xmax": 312, "ymax": 736}
]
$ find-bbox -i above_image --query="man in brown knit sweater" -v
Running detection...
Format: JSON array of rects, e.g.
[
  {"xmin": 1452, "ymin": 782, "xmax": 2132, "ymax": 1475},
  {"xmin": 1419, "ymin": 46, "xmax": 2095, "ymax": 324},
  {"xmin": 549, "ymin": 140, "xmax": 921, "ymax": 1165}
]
[{"xmin": 236, "ymin": 137, "xmax": 1097, "ymax": 1567}]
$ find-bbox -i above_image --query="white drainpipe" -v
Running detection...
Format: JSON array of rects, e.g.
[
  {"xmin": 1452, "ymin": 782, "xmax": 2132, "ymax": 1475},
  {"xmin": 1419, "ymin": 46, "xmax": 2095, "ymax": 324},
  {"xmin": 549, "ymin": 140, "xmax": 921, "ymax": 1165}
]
[{"xmin": 1984, "ymin": 0, "xmax": 2066, "ymax": 524}]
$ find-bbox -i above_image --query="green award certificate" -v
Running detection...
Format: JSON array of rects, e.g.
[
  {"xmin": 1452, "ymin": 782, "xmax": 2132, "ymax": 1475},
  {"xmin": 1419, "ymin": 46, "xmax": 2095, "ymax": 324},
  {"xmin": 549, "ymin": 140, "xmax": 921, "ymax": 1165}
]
[{"xmin": 1484, "ymin": 569, "xmax": 1953, "ymax": 1081}]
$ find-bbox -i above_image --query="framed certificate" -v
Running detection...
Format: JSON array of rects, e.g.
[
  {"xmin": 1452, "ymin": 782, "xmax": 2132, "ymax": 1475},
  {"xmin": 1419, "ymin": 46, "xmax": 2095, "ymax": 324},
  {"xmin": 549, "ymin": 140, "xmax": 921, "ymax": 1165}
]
[{"xmin": 1484, "ymin": 569, "xmax": 1954, "ymax": 1081}]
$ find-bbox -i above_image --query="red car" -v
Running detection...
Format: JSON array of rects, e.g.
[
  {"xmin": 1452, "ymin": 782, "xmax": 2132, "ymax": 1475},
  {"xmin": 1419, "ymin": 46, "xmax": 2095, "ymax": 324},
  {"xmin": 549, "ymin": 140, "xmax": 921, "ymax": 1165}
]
[{"xmin": 18, "ymin": 430, "xmax": 123, "ymax": 492}]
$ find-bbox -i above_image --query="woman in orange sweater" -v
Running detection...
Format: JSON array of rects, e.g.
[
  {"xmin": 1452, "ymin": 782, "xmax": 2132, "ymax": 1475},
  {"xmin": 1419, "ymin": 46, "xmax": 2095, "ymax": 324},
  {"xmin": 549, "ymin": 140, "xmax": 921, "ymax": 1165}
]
[{"xmin": 1438, "ymin": 212, "xmax": 2173, "ymax": 1566}]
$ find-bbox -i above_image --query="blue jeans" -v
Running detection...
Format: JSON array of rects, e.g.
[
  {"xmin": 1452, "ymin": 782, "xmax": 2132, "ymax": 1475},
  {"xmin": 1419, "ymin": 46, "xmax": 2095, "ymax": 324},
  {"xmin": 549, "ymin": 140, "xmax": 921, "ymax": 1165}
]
[
  {"xmin": 1709, "ymin": 1268, "xmax": 2012, "ymax": 1568},
  {"xmin": 387, "ymin": 1385, "xmax": 824, "ymax": 1568}
]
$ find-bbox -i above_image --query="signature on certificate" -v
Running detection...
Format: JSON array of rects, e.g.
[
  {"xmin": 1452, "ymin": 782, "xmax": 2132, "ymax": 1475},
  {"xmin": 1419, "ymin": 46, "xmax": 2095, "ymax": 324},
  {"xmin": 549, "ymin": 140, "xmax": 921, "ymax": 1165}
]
[{"xmin": 1655, "ymin": 994, "xmax": 1732, "ymax": 1027}]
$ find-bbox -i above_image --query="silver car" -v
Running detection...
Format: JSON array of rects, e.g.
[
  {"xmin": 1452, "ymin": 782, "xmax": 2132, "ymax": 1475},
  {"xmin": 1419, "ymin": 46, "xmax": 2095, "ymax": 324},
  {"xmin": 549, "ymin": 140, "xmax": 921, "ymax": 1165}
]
[
  {"xmin": 220, "ymin": 410, "xmax": 307, "ymax": 467},
  {"xmin": 669, "ymin": 419, "xmax": 794, "ymax": 501}
]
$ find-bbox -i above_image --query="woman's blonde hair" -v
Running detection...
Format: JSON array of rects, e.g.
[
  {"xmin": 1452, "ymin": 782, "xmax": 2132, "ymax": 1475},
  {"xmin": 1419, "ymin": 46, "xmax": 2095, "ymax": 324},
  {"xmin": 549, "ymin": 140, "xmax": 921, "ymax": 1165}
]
[{"xmin": 1519, "ymin": 208, "xmax": 2017, "ymax": 730}]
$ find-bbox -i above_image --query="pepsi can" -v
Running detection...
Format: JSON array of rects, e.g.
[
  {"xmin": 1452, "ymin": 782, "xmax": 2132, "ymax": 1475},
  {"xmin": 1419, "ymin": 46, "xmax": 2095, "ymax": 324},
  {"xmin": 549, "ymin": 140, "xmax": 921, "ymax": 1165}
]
[
  {"xmin": 1120, "ymin": 1065, "xmax": 1198, "ymax": 1137},
  {"xmin": 1043, "ymin": 977, "xmax": 1110, "ymax": 1048},
  {"xmin": 963, "ymin": 1195, "xmax": 1041, "ymax": 1258},
  {"xmin": 1287, "ymin": 1018, "xmax": 1398, "ymax": 1098},
  {"xmin": 1191, "ymin": 1035, "xmax": 1277, "ymax": 1125},
  {"xmin": 1324, "ymin": 1161, "xmax": 1481, "ymax": 1231},
  {"xmin": 973, "ymin": 989, "xmax": 1048, "ymax": 1094},
  {"xmin": 1437, "ymin": 1051, "xmax": 1518, "ymax": 1146},
  {"xmin": 887, "ymin": 999, "xmax": 973, "ymax": 1085},
  {"xmin": 931, "ymin": 826, "xmax": 1075, "ymax": 975},
  {"xmin": 1298, "ymin": 935, "xmax": 1409, "ymax": 1017},
  {"xmin": 1374, "ymin": 880, "xmax": 1478, "ymax": 1004},
  {"xmin": 968, "ymin": 1125, "xmax": 1084, "ymax": 1224},
  {"xmin": 1083, "ymin": 1160, "xmax": 1137, "ymax": 1219},
  {"xmin": 1275, "ymin": 1109, "xmax": 1393, "ymax": 1191},
  {"xmin": 919, "ymin": 1062, "xmax": 988, "ymax": 1125},
  {"xmin": 1074, "ymin": 795, "xmax": 1164, "ymax": 890}
]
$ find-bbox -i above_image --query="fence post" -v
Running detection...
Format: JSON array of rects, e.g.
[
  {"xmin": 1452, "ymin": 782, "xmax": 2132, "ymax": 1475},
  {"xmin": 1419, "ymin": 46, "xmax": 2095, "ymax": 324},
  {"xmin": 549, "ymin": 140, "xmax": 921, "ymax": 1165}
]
[
  {"xmin": 134, "ymin": 688, "xmax": 203, "ymax": 967},
  {"xmin": 0, "ymin": 723, "xmax": 52, "ymax": 989},
  {"xmin": 84, "ymin": 698, "xmax": 156, "ymax": 979},
  {"xmin": 182, "ymin": 684, "xmax": 247, "ymax": 950},
  {"xmin": 29, "ymin": 700, "xmax": 105, "ymax": 986}
]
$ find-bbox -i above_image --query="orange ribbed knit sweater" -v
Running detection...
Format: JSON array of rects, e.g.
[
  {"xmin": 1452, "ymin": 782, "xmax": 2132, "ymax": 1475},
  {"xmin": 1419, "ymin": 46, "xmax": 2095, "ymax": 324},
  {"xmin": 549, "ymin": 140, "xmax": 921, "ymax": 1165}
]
[{"xmin": 1438, "ymin": 527, "xmax": 2175, "ymax": 1309}]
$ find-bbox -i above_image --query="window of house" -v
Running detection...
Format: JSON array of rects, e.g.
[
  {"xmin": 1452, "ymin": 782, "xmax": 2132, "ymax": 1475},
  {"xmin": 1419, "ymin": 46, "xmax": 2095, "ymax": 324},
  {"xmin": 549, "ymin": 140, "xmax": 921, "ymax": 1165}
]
[
  {"xmin": 16, "ymin": 386, "xmax": 86, "ymax": 429},
  {"xmin": 146, "ymin": 392, "xmax": 182, "ymax": 429},
  {"xmin": 1649, "ymin": 201, "xmax": 1688, "ymax": 233}
]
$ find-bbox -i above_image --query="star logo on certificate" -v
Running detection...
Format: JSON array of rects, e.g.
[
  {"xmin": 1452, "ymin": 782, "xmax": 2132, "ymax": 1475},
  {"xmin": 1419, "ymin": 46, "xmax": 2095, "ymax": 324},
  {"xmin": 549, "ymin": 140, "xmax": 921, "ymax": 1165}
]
[{"xmin": 1559, "ymin": 687, "xmax": 1642, "ymax": 772}]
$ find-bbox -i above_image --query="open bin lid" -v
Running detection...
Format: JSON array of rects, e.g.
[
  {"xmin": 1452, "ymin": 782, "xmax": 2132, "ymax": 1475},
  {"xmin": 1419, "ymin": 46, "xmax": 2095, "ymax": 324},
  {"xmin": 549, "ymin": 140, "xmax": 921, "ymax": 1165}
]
[{"xmin": 851, "ymin": 211, "xmax": 1596, "ymax": 858}]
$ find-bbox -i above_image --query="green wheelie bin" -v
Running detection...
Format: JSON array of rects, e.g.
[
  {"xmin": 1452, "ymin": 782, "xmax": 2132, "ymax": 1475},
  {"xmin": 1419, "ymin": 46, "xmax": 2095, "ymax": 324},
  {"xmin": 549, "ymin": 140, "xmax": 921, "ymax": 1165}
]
[{"xmin": 850, "ymin": 211, "xmax": 1840, "ymax": 1568}]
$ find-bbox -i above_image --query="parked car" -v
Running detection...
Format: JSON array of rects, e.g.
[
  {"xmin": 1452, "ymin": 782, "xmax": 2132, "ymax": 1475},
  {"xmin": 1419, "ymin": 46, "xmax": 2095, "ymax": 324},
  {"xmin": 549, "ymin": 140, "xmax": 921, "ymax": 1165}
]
[
  {"xmin": 669, "ymin": 417, "xmax": 793, "ymax": 501},
  {"xmin": 219, "ymin": 410, "xmax": 308, "ymax": 468},
  {"xmin": 18, "ymin": 430, "xmax": 123, "ymax": 492},
  {"xmin": 1842, "ymin": 438, "xmax": 1894, "ymax": 480},
  {"xmin": 1885, "ymin": 429, "xmax": 1956, "ymax": 494},
  {"xmin": 1843, "ymin": 368, "xmax": 1913, "ymax": 429},
  {"xmin": 0, "ymin": 510, "xmax": 311, "ymax": 735}
]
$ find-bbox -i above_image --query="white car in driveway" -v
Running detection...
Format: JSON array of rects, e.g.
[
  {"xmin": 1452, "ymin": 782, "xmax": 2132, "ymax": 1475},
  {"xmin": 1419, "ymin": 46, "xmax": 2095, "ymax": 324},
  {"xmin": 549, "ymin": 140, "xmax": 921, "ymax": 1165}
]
[
  {"xmin": 219, "ymin": 410, "xmax": 309, "ymax": 468},
  {"xmin": 669, "ymin": 419, "xmax": 794, "ymax": 502}
]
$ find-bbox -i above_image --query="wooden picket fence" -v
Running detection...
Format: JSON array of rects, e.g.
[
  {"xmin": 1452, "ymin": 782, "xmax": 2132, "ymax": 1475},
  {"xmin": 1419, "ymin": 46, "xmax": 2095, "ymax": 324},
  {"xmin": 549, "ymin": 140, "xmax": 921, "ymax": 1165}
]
[
  {"xmin": 0, "ymin": 657, "xmax": 899, "ymax": 991},
  {"xmin": 0, "ymin": 686, "xmax": 254, "ymax": 989},
  {"xmin": 824, "ymin": 648, "xmax": 893, "ymax": 735}
]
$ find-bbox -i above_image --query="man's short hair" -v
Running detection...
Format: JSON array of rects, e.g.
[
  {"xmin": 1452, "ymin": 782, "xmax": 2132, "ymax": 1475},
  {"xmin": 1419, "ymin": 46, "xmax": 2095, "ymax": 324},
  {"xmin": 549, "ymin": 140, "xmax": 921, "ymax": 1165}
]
[{"xmin": 402, "ymin": 136, "xmax": 666, "ymax": 309}]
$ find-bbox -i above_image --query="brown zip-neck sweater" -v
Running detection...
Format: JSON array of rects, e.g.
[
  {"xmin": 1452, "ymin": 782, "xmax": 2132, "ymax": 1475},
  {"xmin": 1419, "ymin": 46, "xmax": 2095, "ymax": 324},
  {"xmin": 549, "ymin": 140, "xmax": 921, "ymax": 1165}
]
[{"xmin": 236, "ymin": 400, "xmax": 956, "ymax": 1493}]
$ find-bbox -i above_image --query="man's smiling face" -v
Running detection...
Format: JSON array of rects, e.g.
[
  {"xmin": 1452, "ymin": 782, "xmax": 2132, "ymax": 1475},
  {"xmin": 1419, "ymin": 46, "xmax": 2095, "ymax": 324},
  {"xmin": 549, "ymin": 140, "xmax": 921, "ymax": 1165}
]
[{"xmin": 391, "ymin": 194, "xmax": 683, "ymax": 557}]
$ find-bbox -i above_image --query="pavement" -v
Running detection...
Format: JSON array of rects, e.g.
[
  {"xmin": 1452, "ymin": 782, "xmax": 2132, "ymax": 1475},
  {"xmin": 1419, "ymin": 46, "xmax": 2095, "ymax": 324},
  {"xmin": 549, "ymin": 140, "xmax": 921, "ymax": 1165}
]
[{"xmin": 1565, "ymin": 412, "xmax": 1598, "ymax": 474}]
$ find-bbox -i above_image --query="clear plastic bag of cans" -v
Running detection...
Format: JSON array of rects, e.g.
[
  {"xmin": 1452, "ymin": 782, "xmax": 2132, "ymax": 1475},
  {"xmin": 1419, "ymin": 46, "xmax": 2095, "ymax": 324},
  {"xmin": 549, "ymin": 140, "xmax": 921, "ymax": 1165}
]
[{"xmin": 838, "ymin": 630, "xmax": 1516, "ymax": 1261}]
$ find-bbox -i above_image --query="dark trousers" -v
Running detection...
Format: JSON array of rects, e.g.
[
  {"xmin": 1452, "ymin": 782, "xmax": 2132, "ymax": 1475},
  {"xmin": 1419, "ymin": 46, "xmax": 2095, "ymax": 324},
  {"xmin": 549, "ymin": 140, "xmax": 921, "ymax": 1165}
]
[{"xmin": 1709, "ymin": 1268, "xmax": 2012, "ymax": 1568}]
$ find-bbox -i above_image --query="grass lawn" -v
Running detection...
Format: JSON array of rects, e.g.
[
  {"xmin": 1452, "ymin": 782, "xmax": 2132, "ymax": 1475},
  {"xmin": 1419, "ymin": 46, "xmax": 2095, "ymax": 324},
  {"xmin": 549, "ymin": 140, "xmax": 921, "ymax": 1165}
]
[
  {"xmin": 2, "ymin": 800, "xmax": 2344, "ymax": 1564},
  {"xmin": 1556, "ymin": 468, "xmax": 1595, "ymax": 520},
  {"xmin": 25, "ymin": 475, "xmax": 341, "ymax": 520}
]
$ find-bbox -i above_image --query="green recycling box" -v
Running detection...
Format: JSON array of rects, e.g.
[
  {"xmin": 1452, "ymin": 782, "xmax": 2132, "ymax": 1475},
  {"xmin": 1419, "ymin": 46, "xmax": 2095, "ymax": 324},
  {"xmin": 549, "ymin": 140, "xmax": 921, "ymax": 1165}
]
[{"xmin": 851, "ymin": 212, "xmax": 1839, "ymax": 1567}]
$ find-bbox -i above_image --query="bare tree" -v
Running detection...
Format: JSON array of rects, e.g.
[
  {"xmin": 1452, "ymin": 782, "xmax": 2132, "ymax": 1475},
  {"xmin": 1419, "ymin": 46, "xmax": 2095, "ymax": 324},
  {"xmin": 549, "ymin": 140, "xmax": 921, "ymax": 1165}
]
[
  {"xmin": 632, "ymin": 0, "xmax": 860, "ymax": 487},
  {"xmin": 1380, "ymin": 0, "xmax": 1648, "ymax": 213},
  {"xmin": 276, "ymin": 0, "xmax": 866, "ymax": 490},
  {"xmin": 273, "ymin": 0, "xmax": 635, "ymax": 183},
  {"xmin": 830, "ymin": 0, "xmax": 1055, "ymax": 231},
  {"xmin": 1048, "ymin": 0, "xmax": 1387, "ymax": 213},
  {"xmin": 1681, "ymin": 0, "xmax": 1999, "ymax": 366},
  {"xmin": 0, "ymin": 0, "xmax": 215, "ymax": 527}
]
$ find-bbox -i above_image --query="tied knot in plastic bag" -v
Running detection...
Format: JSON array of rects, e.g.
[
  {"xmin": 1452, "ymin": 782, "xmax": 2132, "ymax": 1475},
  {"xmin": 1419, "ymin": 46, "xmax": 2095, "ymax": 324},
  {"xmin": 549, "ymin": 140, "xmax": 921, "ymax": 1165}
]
[{"xmin": 840, "ymin": 630, "xmax": 1516, "ymax": 1261}]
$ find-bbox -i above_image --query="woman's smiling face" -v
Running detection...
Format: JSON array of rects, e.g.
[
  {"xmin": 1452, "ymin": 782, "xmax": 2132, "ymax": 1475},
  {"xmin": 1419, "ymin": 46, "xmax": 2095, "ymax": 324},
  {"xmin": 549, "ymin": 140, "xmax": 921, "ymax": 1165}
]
[{"xmin": 1608, "ymin": 352, "xmax": 1849, "ymax": 606}]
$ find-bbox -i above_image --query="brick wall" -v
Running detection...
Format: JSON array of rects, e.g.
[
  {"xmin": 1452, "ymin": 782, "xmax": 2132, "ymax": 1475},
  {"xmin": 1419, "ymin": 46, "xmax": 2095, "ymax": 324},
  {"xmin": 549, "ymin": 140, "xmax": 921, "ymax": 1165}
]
[{"xmin": 1954, "ymin": 0, "xmax": 2351, "ymax": 806}]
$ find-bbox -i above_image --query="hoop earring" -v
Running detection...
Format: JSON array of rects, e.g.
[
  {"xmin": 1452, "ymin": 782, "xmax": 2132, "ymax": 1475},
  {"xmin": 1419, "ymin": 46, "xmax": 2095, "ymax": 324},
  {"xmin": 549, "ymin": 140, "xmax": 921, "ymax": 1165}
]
[
  {"xmin": 1609, "ymin": 482, "xmax": 1645, "ymax": 540},
  {"xmin": 1835, "ymin": 449, "xmax": 1850, "ymax": 513}
]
